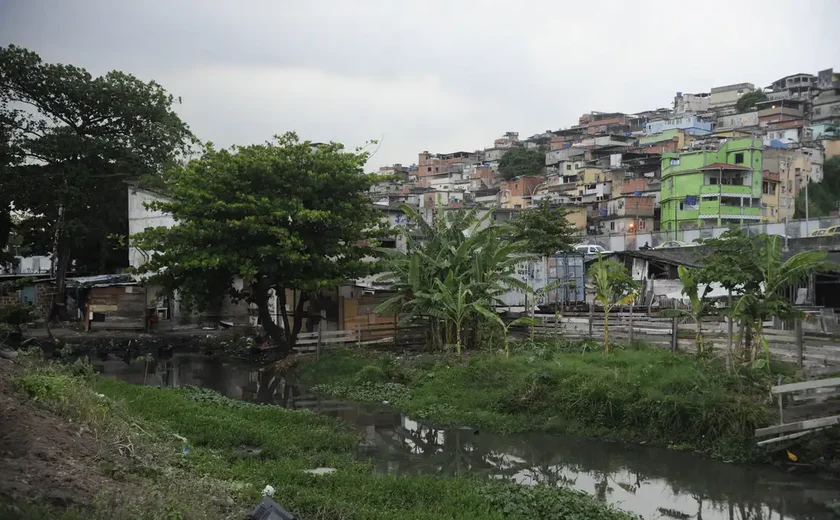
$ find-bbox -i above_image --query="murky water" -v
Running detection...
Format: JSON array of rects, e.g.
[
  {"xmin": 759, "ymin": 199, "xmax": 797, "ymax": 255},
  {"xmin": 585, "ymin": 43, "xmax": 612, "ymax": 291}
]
[{"xmin": 94, "ymin": 353, "xmax": 840, "ymax": 520}]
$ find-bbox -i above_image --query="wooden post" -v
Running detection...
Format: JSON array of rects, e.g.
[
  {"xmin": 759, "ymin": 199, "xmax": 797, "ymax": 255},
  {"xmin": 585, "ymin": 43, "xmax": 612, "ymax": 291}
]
[
  {"xmin": 628, "ymin": 303, "xmax": 635, "ymax": 345},
  {"xmin": 670, "ymin": 317, "xmax": 678, "ymax": 352},
  {"xmin": 795, "ymin": 317, "xmax": 804, "ymax": 368},
  {"xmin": 316, "ymin": 320, "xmax": 323, "ymax": 358},
  {"xmin": 356, "ymin": 324, "xmax": 361, "ymax": 348},
  {"xmin": 393, "ymin": 318, "xmax": 398, "ymax": 349},
  {"xmin": 588, "ymin": 301, "xmax": 594, "ymax": 339},
  {"xmin": 726, "ymin": 289, "xmax": 733, "ymax": 373},
  {"xmin": 777, "ymin": 375, "xmax": 784, "ymax": 425}
]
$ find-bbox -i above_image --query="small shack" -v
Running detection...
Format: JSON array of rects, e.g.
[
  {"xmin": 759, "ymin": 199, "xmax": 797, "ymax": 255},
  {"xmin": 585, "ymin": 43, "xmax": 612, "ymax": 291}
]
[{"xmin": 68, "ymin": 275, "xmax": 147, "ymax": 331}]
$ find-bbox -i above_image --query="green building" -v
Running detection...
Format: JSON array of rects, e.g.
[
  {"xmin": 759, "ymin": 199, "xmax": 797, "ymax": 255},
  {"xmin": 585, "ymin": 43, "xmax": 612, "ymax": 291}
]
[{"xmin": 660, "ymin": 137, "xmax": 762, "ymax": 233}]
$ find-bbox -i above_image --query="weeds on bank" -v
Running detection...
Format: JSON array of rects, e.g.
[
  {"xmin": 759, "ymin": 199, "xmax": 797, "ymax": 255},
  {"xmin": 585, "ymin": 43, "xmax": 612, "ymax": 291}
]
[
  {"xmin": 12, "ymin": 349, "xmax": 243, "ymax": 519},
  {"xmin": 11, "ymin": 352, "xmax": 638, "ymax": 519},
  {"xmin": 299, "ymin": 341, "xmax": 773, "ymax": 460}
]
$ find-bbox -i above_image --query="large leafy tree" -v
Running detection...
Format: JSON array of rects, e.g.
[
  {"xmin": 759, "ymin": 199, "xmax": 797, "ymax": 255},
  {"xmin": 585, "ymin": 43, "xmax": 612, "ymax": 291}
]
[
  {"xmin": 508, "ymin": 199, "xmax": 579, "ymax": 256},
  {"xmin": 132, "ymin": 133, "xmax": 386, "ymax": 353},
  {"xmin": 498, "ymin": 147, "xmax": 545, "ymax": 181},
  {"xmin": 0, "ymin": 45, "xmax": 192, "ymax": 317},
  {"xmin": 376, "ymin": 205, "xmax": 530, "ymax": 355},
  {"xmin": 735, "ymin": 89, "xmax": 768, "ymax": 113}
]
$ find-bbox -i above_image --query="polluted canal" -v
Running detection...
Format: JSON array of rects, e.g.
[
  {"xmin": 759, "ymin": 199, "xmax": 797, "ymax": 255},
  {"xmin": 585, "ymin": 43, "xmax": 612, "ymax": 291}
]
[{"xmin": 94, "ymin": 352, "xmax": 840, "ymax": 520}]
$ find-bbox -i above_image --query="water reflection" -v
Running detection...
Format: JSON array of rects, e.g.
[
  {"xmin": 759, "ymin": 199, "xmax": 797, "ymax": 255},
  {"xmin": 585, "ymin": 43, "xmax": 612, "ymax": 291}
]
[{"xmin": 94, "ymin": 353, "xmax": 840, "ymax": 520}]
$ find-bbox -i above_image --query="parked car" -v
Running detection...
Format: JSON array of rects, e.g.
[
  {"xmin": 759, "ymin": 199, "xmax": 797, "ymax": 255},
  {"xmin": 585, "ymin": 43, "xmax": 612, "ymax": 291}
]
[
  {"xmin": 810, "ymin": 228, "xmax": 828, "ymax": 237},
  {"xmin": 655, "ymin": 240, "xmax": 692, "ymax": 249},
  {"xmin": 825, "ymin": 225, "xmax": 840, "ymax": 236},
  {"xmin": 574, "ymin": 244, "xmax": 612, "ymax": 256}
]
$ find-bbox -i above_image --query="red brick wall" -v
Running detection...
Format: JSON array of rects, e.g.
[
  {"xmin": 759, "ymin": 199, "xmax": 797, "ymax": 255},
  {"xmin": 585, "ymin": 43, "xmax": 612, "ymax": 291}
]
[
  {"xmin": 0, "ymin": 282, "xmax": 53, "ymax": 318},
  {"xmin": 500, "ymin": 175, "xmax": 542, "ymax": 197}
]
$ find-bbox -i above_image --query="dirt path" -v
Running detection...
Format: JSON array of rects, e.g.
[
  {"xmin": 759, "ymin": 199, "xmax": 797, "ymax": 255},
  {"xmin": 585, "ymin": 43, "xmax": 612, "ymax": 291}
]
[{"xmin": 0, "ymin": 358, "xmax": 122, "ymax": 508}]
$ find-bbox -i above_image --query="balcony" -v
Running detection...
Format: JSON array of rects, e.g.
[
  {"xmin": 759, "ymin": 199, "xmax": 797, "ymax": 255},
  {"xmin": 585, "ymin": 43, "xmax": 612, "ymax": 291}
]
[
  {"xmin": 700, "ymin": 184, "xmax": 752, "ymax": 196},
  {"xmin": 698, "ymin": 202, "xmax": 761, "ymax": 219}
]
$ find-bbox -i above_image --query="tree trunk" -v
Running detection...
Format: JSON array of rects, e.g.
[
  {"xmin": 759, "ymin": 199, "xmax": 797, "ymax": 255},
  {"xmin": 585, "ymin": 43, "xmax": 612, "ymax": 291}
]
[
  {"xmin": 603, "ymin": 308, "xmax": 610, "ymax": 353},
  {"xmin": 290, "ymin": 291, "xmax": 307, "ymax": 347},
  {"xmin": 0, "ymin": 209, "xmax": 11, "ymax": 256},
  {"xmin": 277, "ymin": 287, "xmax": 291, "ymax": 336},
  {"xmin": 305, "ymin": 290, "xmax": 319, "ymax": 333},
  {"xmin": 251, "ymin": 279, "xmax": 285, "ymax": 350},
  {"xmin": 49, "ymin": 239, "xmax": 71, "ymax": 322}
]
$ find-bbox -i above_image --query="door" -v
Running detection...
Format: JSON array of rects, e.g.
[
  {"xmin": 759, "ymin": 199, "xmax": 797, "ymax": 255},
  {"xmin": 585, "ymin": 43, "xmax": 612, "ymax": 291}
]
[{"xmin": 19, "ymin": 285, "xmax": 36, "ymax": 305}]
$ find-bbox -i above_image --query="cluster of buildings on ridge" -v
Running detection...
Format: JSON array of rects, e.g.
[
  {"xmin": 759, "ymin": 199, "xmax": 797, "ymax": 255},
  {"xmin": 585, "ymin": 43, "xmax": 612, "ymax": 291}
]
[{"xmin": 371, "ymin": 68, "xmax": 840, "ymax": 239}]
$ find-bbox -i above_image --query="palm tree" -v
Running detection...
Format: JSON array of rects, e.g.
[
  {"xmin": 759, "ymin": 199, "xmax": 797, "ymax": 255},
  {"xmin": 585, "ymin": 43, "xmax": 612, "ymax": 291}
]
[{"xmin": 589, "ymin": 253, "xmax": 640, "ymax": 353}]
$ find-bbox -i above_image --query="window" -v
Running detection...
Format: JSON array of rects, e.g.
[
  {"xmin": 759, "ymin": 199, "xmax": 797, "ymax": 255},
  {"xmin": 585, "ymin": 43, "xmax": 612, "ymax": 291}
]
[
  {"xmin": 434, "ymin": 167, "xmax": 439, "ymax": 172},
  {"xmin": 679, "ymin": 202, "xmax": 684, "ymax": 211},
  {"xmin": 710, "ymin": 177, "xmax": 718, "ymax": 185},
  {"xmin": 566, "ymin": 164, "xmax": 572, "ymax": 171},
  {"xmin": 610, "ymin": 222, "xmax": 616, "ymax": 231},
  {"xmin": 514, "ymin": 204, "xmax": 522, "ymax": 209},
  {"xmin": 639, "ymin": 220, "xmax": 646, "ymax": 230},
  {"xmin": 670, "ymin": 158, "xmax": 680, "ymax": 166},
  {"xmin": 734, "ymin": 152, "xmax": 744, "ymax": 164},
  {"xmin": 427, "ymin": 167, "xmax": 432, "ymax": 172}
]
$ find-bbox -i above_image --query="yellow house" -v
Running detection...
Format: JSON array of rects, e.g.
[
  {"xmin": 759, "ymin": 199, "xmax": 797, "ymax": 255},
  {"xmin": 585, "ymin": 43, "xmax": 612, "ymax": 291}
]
[{"xmin": 761, "ymin": 170, "xmax": 781, "ymax": 222}]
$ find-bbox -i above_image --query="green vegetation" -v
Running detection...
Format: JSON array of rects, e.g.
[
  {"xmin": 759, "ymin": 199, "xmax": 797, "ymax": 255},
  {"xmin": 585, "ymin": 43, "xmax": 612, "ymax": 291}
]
[
  {"xmin": 9, "ymin": 355, "xmax": 636, "ymax": 520},
  {"xmin": 1, "ymin": 45, "xmax": 192, "ymax": 316},
  {"xmin": 734, "ymin": 89, "xmax": 768, "ymax": 113},
  {"xmin": 376, "ymin": 205, "xmax": 529, "ymax": 354},
  {"xmin": 298, "ymin": 343, "xmax": 771, "ymax": 460},
  {"xmin": 700, "ymin": 230, "xmax": 835, "ymax": 367},
  {"xmin": 795, "ymin": 156, "xmax": 840, "ymax": 218},
  {"xmin": 498, "ymin": 147, "xmax": 545, "ymax": 180},
  {"xmin": 508, "ymin": 198, "xmax": 579, "ymax": 256},
  {"xmin": 658, "ymin": 266, "xmax": 716, "ymax": 355},
  {"xmin": 589, "ymin": 254, "xmax": 640, "ymax": 353},
  {"xmin": 131, "ymin": 133, "xmax": 387, "ymax": 352}
]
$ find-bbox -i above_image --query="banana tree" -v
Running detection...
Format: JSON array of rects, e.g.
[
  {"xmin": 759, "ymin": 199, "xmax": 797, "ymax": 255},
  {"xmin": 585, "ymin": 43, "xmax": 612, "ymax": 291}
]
[
  {"xmin": 731, "ymin": 235, "xmax": 833, "ymax": 367},
  {"xmin": 588, "ymin": 253, "xmax": 640, "ymax": 353},
  {"xmin": 375, "ymin": 204, "xmax": 531, "ymax": 351},
  {"xmin": 474, "ymin": 306, "xmax": 536, "ymax": 358},
  {"xmin": 657, "ymin": 266, "xmax": 716, "ymax": 355}
]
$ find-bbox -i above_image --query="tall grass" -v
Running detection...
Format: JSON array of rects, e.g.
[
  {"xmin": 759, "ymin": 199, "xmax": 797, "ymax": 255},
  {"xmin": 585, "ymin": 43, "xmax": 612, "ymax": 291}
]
[
  {"xmin": 300, "ymin": 342, "xmax": 770, "ymax": 460},
  {"xmin": 11, "ymin": 355, "xmax": 636, "ymax": 520}
]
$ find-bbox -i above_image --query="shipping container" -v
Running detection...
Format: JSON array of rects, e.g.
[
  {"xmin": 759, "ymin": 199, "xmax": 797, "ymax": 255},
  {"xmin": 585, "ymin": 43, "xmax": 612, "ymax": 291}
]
[{"xmin": 498, "ymin": 253, "xmax": 586, "ymax": 308}]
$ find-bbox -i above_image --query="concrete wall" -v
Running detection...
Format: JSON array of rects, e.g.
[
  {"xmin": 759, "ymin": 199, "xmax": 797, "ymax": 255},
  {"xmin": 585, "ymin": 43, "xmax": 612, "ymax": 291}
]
[
  {"xmin": 717, "ymin": 112, "xmax": 758, "ymax": 130},
  {"xmin": 710, "ymin": 83, "xmax": 754, "ymax": 107},
  {"xmin": 128, "ymin": 187, "xmax": 176, "ymax": 270}
]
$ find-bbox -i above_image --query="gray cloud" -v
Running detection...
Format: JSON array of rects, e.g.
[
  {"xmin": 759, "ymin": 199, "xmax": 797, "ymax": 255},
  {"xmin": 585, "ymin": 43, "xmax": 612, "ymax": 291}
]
[{"xmin": 2, "ymin": 0, "xmax": 838, "ymax": 169}]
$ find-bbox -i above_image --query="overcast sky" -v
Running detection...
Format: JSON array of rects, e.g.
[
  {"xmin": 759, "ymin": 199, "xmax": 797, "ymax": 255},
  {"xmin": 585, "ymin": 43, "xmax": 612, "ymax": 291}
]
[{"xmin": 2, "ymin": 0, "xmax": 838, "ymax": 170}]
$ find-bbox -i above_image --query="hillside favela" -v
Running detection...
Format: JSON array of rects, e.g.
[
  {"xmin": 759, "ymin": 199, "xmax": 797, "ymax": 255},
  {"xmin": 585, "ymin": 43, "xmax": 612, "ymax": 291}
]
[{"xmin": 3, "ymin": 2, "xmax": 840, "ymax": 520}]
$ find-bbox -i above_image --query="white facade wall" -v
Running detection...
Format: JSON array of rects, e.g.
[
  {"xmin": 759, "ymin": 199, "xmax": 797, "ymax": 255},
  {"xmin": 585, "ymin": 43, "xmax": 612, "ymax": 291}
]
[{"xmin": 127, "ymin": 187, "xmax": 176, "ymax": 270}]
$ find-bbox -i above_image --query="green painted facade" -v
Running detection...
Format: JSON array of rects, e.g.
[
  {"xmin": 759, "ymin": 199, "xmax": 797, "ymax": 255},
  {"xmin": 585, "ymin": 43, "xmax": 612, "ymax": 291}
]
[{"xmin": 660, "ymin": 138, "xmax": 762, "ymax": 232}]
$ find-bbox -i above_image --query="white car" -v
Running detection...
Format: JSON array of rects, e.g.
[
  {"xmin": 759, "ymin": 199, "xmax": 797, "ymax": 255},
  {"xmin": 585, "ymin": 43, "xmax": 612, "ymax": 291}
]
[
  {"xmin": 574, "ymin": 244, "xmax": 612, "ymax": 255},
  {"xmin": 655, "ymin": 240, "xmax": 694, "ymax": 249}
]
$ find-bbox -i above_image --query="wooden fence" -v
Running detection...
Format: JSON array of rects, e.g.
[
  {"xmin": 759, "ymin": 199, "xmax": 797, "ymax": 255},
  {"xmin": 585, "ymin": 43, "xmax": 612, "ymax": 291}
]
[
  {"xmin": 293, "ymin": 322, "xmax": 429, "ymax": 354},
  {"xmin": 521, "ymin": 312, "xmax": 840, "ymax": 367}
]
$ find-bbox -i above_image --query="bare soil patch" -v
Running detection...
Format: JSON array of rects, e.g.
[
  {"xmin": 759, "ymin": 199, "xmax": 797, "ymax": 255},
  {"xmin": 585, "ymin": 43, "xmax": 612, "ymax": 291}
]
[{"xmin": 0, "ymin": 358, "xmax": 120, "ymax": 508}]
